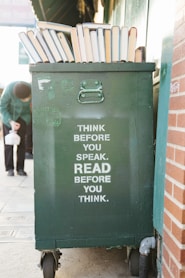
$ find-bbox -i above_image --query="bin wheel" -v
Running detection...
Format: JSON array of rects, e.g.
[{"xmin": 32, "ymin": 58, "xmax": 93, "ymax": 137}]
[
  {"xmin": 129, "ymin": 248, "xmax": 139, "ymax": 276},
  {"xmin": 42, "ymin": 253, "xmax": 56, "ymax": 278}
]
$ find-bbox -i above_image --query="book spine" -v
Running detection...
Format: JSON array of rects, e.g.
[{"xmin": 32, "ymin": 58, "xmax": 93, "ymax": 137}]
[
  {"xmin": 90, "ymin": 30, "xmax": 99, "ymax": 63},
  {"xmin": 104, "ymin": 29, "xmax": 111, "ymax": 63},
  {"xmin": 27, "ymin": 30, "xmax": 49, "ymax": 63},
  {"xmin": 127, "ymin": 27, "xmax": 137, "ymax": 62},
  {"xmin": 83, "ymin": 27, "xmax": 93, "ymax": 63},
  {"xmin": 35, "ymin": 31, "xmax": 55, "ymax": 63},
  {"xmin": 120, "ymin": 26, "xmax": 129, "ymax": 62},
  {"xmin": 76, "ymin": 24, "xmax": 87, "ymax": 63},
  {"xmin": 57, "ymin": 32, "xmax": 74, "ymax": 62},
  {"xmin": 111, "ymin": 26, "xmax": 120, "ymax": 62},
  {"xmin": 97, "ymin": 28, "xmax": 106, "ymax": 63},
  {"xmin": 70, "ymin": 27, "xmax": 82, "ymax": 63},
  {"xmin": 18, "ymin": 32, "xmax": 42, "ymax": 63}
]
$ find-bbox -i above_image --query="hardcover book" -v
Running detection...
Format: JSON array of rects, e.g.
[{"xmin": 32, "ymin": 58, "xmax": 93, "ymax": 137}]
[
  {"xmin": 104, "ymin": 29, "xmax": 112, "ymax": 63},
  {"xmin": 111, "ymin": 26, "xmax": 120, "ymax": 62},
  {"xmin": 127, "ymin": 27, "xmax": 137, "ymax": 62},
  {"xmin": 76, "ymin": 24, "xmax": 87, "ymax": 63},
  {"xmin": 57, "ymin": 32, "xmax": 75, "ymax": 63},
  {"xmin": 35, "ymin": 30, "xmax": 55, "ymax": 63},
  {"xmin": 90, "ymin": 30, "xmax": 99, "ymax": 63},
  {"xmin": 42, "ymin": 29, "xmax": 63, "ymax": 63},
  {"xmin": 18, "ymin": 31, "xmax": 42, "ymax": 63},
  {"xmin": 120, "ymin": 26, "xmax": 129, "ymax": 62},
  {"xmin": 37, "ymin": 21, "xmax": 72, "ymax": 34},
  {"xmin": 27, "ymin": 30, "xmax": 49, "ymax": 63},
  {"xmin": 97, "ymin": 28, "xmax": 106, "ymax": 63},
  {"xmin": 83, "ymin": 27, "xmax": 93, "ymax": 63},
  {"xmin": 70, "ymin": 27, "xmax": 82, "ymax": 63}
]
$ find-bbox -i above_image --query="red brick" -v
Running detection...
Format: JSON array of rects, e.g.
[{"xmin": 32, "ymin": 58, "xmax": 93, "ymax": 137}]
[
  {"xmin": 175, "ymin": 148, "xmax": 185, "ymax": 165},
  {"xmin": 180, "ymin": 76, "xmax": 185, "ymax": 92},
  {"xmin": 179, "ymin": 270, "xmax": 185, "ymax": 278},
  {"xmin": 172, "ymin": 60, "xmax": 185, "ymax": 79},
  {"xmin": 172, "ymin": 220, "xmax": 185, "ymax": 244},
  {"xmin": 173, "ymin": 41, "xmax": 185, "ymax": 62},
  {"xmin": 170, "ymin": 77, "xmax": 185, "ymax": 95},
  {"xmin": 165, "ymin": 178, "xmax": 173, "ymax": 195},
  {"xmin": 163, "ymin": 229, "xmax": 185, "ymax": 262},
  {"xmin": 163, "ymin": 245, "xmax": 170, "ymax": 272},
  {"xmin": 164, "ymin": 195, "xmax": 185, "ymax": 223},
  {"xmin": 169, "ymin": 95, "xmax": 185, "ymax": 110},
  {"xmin": 174, "ymin": 185, "xmax": 185, "ymax": 204},
  {"xmin": 164, "ymin": 211, "xmax": 172, "ymax": 231},
  {"xmin": 167, "ymin": 130, "xmax": 185, "ymax": 147},
  {"xmin": 178, "ymin": 114, "xmax": 185, "ymax": 128},
  {"xmin": 162, "ymin": 263, "xmax": 171, "ymax": 278},
  {"xmin": 170, "ymin": 256, "xmax": 179, "ymax": 277},
  {"xmin": 166, "ymin": 145, "xmax": 175, "ymax": 160},
  {"xmin": 166, "ymin": 161, "xmax": 185, "ymax": 184},
  {"xmin": 168, "ymin": 113, "xmax": 177, "ymax": 127},
  {"xmin": 163, "ymin": 230, "xmax": 179, "ymax": 262}
]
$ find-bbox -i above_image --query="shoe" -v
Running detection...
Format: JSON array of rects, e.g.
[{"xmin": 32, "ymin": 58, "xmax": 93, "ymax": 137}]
[
  {"xmin": 25, "ymin": 152, "xmax": 33, "ymax": 159},
  {"xmin": 7, "ymin": 169, "xmax": 14, "ymax": 176},
  {"xmin": 17, "ymin": 169, "xmax": 27, "ymax": 176}
]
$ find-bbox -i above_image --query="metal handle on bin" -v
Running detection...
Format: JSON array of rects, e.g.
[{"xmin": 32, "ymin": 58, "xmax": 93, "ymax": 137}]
[{"xmin": 78, "ymin": 80, "xmax": 104, "ymax": 104}]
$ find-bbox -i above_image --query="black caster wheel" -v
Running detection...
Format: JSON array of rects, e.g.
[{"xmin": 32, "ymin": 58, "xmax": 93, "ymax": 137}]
[
  {"xmin": 42, "ymin": 253, "xmax": 56, "ymax": 278},
  {"xmin": 129, "ymin": 248, "xmax": 140, "ymax": 276}
]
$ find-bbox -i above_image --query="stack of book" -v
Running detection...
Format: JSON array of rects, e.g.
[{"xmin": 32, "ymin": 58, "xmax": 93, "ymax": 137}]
[{"xmin": 19, "ymin": 21, "xmax": 145, "ymax": 64}]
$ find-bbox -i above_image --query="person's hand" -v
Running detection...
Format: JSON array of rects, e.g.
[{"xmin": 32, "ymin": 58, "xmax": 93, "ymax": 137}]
[{"xmin": 10, "ymin": 121, "xmax": 21, "ymax": 131}]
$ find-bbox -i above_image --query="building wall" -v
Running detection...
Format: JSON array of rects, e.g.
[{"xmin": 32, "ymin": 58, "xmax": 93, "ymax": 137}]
[{"xmin": 163, "ymin": 0, "xmax": 185, "ymax": 276}]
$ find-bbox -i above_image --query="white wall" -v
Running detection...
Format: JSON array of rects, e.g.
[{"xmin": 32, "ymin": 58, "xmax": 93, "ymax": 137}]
[{"xmin": 0, "ymin": 26, "xmax": 31, "ymax": 89}]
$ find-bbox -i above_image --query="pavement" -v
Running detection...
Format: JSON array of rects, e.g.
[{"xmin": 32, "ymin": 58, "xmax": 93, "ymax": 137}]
[
  {"xmin": 0, "ymin": 135, "xmax": 136, "ymax": 278},
  {"xmin": 0, "ymin": 136, "xmax": 41, "ymax": 277}
]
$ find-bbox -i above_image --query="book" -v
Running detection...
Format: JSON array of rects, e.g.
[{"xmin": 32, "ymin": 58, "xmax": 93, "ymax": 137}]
[
  {"xmin": 111, "ymin": 25, "xmax": 120, "ymax": 62},
  {"xmin": 127, "ymin": 27, "xmax": 137, "ymax": 62},
  {"xmin": 135, "ymin": 46, "xmax": 146, "ymax": 62},
  {"xmin": 83, "ymin": 27, "xmax": 93, "ymax": 63},
  {"xmin": 18, "ymin": 31, "xmax": 42, "ymax": 63},
  {"xmin": 37, "ymin": 21, "xmax": 72, "ymax": 34},
  {"xmin": 35, "ymin": 30, "xmax": 55, "ymax": 63},
  {"xmin": 70, "ymin": 27, "xmax": 82, "ymax": 63},
  {"xmin": 82, "ymin": 22, "xmax": 111, "ymax": 30},
  {"xmin": 57, "ymin": 32, "xmax": 75, "ymax": 63},
  {"xmin": 104, "ymin": 29, "xmax": 111, "ymax": 63},
  {"xmin": 42, "ymin": 29, "xmax": 65, "ymax": 62},
  {"xmin": 97, "ymin": 28, "xmax": 106, "ymax": 63},
  {"xmin": 76, "ymin": 24, "xmax": 87, "ymax": 63},
  {"xmin": 27, "ymin": 30, "xmax": 49, "ymax": 63},
  {"xmin": 49, "ymin": 29, "xmax": 68, "ymax": 62},
  {"xmin": 120, "ymin": 26, "xmax": 129, "ymax": 62},
  {"xmin": 90, "ymin": 30, "xmax": 99, "ymax": 63}
]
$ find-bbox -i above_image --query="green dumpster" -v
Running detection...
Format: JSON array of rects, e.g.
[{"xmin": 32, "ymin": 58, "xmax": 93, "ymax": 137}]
[{"xmin": 30, "ymin": 62, "xmax": 155, "ymax": 277}]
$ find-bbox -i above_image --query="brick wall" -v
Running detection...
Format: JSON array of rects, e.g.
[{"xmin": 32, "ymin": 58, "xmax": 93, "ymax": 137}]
[{"xmin": 163, "ymin": 0, "xmax": 185, "ymax": 276}]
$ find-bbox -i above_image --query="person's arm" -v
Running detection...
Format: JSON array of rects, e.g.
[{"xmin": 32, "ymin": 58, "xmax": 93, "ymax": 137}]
[{"xmin": 0, "ymin": 83, "xmax": 14, "ymax": 128}]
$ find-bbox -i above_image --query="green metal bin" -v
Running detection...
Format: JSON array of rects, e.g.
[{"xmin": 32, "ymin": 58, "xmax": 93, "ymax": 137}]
[{"xmin": 30, "ymin": 62, "xmax": 155, "ymax": 276}]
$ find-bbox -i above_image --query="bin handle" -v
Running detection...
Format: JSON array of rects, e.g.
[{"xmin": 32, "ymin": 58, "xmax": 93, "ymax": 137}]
[{"xmin": 78, "ymin": 81, "xmax": 104, "ymax": 104}]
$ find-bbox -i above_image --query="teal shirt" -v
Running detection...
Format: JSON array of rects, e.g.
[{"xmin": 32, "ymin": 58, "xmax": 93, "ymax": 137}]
[{"xmin": 0, "ymin": 81, "xmax": 32, "ymax": 128}]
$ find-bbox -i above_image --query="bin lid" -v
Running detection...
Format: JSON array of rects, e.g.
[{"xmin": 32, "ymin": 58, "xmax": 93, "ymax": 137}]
[{"xmin": 30, "ymin": 62, "xmax": 156, "ymax": 73}]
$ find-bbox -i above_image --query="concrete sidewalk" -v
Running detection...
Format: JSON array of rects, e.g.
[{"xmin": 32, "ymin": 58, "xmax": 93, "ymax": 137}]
[{"xmin": 0, "ymin": 137, "xmax": 41, "ymax": 277}]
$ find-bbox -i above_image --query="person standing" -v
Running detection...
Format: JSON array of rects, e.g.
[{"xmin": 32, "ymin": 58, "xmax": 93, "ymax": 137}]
[{"xmin": 0, "ymin": 81, "xmax": 32, "ymax": 176}]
